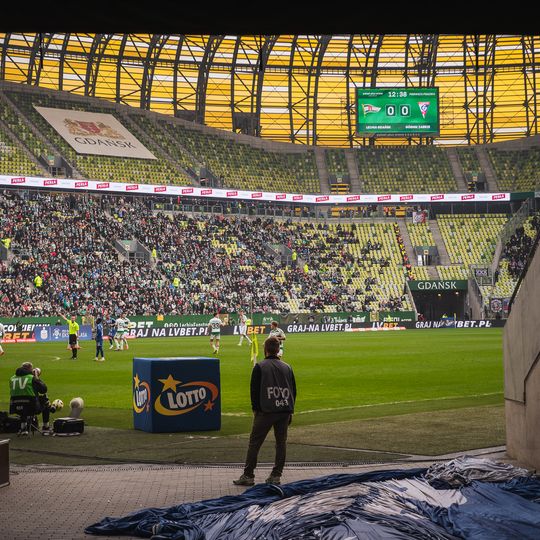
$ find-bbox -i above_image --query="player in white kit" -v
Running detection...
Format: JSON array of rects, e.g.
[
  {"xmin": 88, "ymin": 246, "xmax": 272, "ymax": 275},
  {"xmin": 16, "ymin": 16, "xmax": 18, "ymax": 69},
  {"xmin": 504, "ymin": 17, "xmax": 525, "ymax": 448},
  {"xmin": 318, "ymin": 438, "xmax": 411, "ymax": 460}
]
[
  {"xmin": 208, "ymin": 313, "xmax": 225, "ymax": 354},
  {"xmin": 268, "ymin": 320, "xmax": 286, "ymax": 358},
  {"xmin": 114, "ymin": 314, "xmax": 131, "ymax": 351},
  {"xmin": 0, "ymin": 321, "xmax": 5, "ymax": 355},
  {"xmin": 237, "ymin": 310, "xmax": 252, "ymax": 346}
]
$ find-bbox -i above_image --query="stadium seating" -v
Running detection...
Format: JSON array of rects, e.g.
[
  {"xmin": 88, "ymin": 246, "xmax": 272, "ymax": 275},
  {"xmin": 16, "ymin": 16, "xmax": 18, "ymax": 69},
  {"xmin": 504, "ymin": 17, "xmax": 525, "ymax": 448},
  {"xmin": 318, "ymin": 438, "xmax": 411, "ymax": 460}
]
[
  {"xmin": 146, "ymin": 117, "xmax": 322, "ymax": 193},
  {"xmin": 436, "ymin": 214, "xmax": 508, "ymax": 267},
  {"xmin": 0, "ymin": 98, "xmax": 48, "ymax": 171},
  {"xmin": 436, "ymin": 265, "xmax": 470, "ymax": 280},
  {"xmin": 406, "ymin": 221, "xmax": 435, "ymax": 248},
  {"xmin": 487, "ymin": 147, "xmax": 540, "ymax": 191},
  {"xmin": 354, "ymin": 146, "xmax": 457, "ymax": 193},
  {"xmin": 456, "ymin": 147, "xmax": 482, "ymax": 176},
  {"xmin": 4, "ymin": 90, "xmax": 187, "ymax": 185},
  {"xmin": 0, "ymin": 129, "xmax": 43, "ymax": 177},
  {"xmin": 325, "ymin": 148, "xmax": 349, "ymax": 180}
]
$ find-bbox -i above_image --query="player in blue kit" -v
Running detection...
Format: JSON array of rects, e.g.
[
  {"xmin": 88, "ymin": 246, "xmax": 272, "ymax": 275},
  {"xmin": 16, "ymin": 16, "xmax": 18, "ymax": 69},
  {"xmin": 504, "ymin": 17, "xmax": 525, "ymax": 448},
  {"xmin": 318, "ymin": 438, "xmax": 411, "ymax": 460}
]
[
  {"xmin": 106, "ymin": 316, "xmax": 117, "ymax": 350},
  {"xmin": 94, "ymin": 317, "xmax": 105, "ymax": 362}
]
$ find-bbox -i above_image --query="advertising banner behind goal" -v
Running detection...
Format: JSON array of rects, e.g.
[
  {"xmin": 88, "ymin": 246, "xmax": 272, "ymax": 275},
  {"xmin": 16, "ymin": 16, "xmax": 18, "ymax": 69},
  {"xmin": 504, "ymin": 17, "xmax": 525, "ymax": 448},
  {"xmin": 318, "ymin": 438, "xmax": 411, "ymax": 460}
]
[{"xmin": 34, "ymin": 106, "xmax": 157, "ymax": 159}]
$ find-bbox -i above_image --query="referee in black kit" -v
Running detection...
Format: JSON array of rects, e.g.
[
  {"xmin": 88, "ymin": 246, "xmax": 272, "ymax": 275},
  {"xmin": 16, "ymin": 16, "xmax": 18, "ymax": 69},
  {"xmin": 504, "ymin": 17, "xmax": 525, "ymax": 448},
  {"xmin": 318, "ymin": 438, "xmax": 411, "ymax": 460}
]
[{"xmin": 233, "ymin": 336, "xmax": 297, "ymax": 487}]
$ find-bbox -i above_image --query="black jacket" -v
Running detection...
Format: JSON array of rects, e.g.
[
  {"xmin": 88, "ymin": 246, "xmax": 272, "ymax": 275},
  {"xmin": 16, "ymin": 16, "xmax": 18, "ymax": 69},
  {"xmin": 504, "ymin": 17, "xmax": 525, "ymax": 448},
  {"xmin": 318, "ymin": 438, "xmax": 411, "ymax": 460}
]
[{"xmin": 250, "ymin": 356, "xmax": 296, "ymax": 413}]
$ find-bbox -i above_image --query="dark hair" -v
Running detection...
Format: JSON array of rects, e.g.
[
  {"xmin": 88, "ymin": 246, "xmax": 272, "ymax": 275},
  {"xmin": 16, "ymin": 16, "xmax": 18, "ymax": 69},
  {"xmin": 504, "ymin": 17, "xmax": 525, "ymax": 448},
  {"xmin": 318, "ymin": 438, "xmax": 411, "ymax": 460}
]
[
  {"xmin": 264, "ymin": 337, "xmax": 280, "ymax": 357},
  {"xmin": 96, "ymin": 317, "xmax": 102, "ymax": 324},
  {"xmin": 213, "ymin": 312, "xmax": 218, "ymax": 317}
]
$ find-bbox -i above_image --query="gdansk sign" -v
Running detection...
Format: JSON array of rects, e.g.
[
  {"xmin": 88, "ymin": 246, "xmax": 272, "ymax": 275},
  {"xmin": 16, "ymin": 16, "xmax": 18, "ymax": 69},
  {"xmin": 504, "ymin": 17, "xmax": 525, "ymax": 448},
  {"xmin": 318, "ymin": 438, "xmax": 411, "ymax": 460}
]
[{"xmin": 408, "ymin": 280, "xmax": 468, "ymax": 291}]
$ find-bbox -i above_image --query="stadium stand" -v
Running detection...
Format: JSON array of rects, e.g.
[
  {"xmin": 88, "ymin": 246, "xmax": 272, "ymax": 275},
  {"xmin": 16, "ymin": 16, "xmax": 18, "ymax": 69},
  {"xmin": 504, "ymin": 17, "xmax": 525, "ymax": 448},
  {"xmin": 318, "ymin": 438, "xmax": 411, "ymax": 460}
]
[
  {"xmin": 3, "ymin": 89, "xmax": 189, "ymax": 185},
  {"xmin": 487, "ymin": 146, "xmax": 540, "ymax": 191},
  {"xmin": 436, "ymin": 214, "xmax": 508, "ymax": 267},
  {"xmin": 0, "ymin": 190, "xmax": 416, "ymax": 316},
  {"xmin": 456, "ymin": 147, "xmax": 482, "ymax": 177},
  {"xmin": 0, "ymin": 127, "xmax": 43, "ymax": 177},
  {"xmin": 354, "ymin": 146, "xmax": 457, "ymax": 193},
  {"xmin": 325, "ymin": 148, "xmax": 349, "ymax": 180},
  {"xmin": 143, "ymin": 118, "xmax": 321, "ymax": 193},
  {"xmin": 485, "ymin": 213, "xmax": 540, "ymax": 300},
  {"xmin": 0, "ymin": 97, "xmax": 48, "ymax": 175},
  {"xmin": 406, "ymin": 221, "xmax": 436, "ymax": 248},
  {"xmin": 436, "ymin": 265, "xmax": 470, "ymax": 280}
]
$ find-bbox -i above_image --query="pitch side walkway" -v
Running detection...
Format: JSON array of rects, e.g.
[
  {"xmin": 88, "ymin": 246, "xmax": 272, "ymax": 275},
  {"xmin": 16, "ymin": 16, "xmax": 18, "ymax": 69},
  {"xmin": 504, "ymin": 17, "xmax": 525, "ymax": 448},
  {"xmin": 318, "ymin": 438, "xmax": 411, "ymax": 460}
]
[{"xmin": 0, "ymin": 446, "xmax": 513, "ymax": 540}]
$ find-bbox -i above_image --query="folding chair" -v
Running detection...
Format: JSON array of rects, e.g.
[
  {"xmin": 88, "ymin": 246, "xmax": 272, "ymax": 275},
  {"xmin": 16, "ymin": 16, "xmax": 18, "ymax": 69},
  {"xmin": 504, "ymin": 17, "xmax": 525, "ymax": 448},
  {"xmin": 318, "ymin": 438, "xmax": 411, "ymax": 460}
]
[{"xmin": 9, "ymin": 396, "xmax": 43, "ymax": 436}]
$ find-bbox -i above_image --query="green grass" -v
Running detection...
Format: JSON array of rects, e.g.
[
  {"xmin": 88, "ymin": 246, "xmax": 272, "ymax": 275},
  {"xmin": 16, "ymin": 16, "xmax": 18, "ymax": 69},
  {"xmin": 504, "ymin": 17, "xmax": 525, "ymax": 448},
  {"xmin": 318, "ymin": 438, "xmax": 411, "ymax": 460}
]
[{"xmin": 0, "ymin": 329, "xmax": 505, "ymax": 464}]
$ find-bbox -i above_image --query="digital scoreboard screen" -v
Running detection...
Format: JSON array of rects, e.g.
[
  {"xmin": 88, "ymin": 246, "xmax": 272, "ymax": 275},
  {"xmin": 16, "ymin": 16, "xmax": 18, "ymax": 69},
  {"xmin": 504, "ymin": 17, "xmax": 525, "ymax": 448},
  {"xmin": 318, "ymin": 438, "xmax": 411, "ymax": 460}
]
[{"xmin": 356, "ymin": 88, "xmax": 439, "ymax": 136}]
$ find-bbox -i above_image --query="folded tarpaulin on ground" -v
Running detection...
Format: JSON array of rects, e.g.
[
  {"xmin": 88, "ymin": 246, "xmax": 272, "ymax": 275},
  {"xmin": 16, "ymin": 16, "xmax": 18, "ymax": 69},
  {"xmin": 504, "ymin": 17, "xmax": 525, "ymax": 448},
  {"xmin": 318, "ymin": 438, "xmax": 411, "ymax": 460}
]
[{"xmin": 84, "ymin": 458, "xmax": 540, "ymax": 540}]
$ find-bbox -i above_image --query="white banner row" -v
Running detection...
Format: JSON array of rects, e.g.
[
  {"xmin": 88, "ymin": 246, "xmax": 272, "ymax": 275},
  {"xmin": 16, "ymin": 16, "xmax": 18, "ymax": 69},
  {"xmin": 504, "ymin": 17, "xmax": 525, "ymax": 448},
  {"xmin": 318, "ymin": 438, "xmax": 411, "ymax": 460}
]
[{"xmin": 0, "ymin": 175, "xmax": 512, "ymax": 204}]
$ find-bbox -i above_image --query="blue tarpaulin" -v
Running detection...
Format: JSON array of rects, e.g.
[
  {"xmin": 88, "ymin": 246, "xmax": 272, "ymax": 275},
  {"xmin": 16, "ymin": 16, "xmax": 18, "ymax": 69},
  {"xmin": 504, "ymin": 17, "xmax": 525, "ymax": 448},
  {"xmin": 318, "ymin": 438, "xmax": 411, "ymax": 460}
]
[{"xmin": 85, "ymin": 458, "xmax": 540, "ymax": 540}]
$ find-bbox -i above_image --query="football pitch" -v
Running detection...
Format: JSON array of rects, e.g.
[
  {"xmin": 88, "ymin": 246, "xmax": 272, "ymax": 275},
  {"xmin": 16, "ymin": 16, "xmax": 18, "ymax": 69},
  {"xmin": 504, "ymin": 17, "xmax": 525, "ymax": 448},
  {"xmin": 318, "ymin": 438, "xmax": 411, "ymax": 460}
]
[{"xmin": 0, "ymin": 329, "xmax": 506, "ymax": 465}]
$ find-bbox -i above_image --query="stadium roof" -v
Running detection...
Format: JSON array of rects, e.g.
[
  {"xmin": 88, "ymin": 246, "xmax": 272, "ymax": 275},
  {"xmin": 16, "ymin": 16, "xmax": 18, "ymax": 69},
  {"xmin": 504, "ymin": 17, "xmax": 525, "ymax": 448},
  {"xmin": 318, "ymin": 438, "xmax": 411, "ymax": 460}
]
[{"xmin": 0, "ymin": 32, "xmax": 538, "ymax": 146}]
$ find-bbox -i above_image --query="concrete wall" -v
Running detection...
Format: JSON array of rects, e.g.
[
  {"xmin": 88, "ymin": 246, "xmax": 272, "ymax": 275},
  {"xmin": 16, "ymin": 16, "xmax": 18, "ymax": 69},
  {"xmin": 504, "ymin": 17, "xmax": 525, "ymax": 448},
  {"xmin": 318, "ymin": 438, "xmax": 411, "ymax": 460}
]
[{"xmin": 504, "ymin": 237, "xmax": 540, "ymax": 470}]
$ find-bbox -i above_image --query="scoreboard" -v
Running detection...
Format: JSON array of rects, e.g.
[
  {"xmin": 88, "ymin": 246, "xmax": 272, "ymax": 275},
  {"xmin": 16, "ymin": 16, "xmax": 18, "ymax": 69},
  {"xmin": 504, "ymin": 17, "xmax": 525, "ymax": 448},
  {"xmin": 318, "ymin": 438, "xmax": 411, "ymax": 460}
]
[{"xmin": 356, "ymin": 88, "xmax": 439, "ymax": 136}]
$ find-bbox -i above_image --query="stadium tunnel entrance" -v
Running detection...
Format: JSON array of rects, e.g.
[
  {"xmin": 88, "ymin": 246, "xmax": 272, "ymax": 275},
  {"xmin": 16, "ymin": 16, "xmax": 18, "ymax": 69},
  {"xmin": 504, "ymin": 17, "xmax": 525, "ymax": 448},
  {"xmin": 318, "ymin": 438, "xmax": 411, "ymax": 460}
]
[{"xmin": 409, "ymin": 279, "xmax": 468, "ymax": 320}]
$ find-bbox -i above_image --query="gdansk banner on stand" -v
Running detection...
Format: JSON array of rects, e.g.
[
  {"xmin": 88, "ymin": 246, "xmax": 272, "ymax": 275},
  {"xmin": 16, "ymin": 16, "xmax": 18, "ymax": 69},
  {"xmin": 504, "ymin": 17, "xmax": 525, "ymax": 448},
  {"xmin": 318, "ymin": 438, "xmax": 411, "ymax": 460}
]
[{"xmin": 33, "ymin": 106, "xmax": 157, "ymax": 159}]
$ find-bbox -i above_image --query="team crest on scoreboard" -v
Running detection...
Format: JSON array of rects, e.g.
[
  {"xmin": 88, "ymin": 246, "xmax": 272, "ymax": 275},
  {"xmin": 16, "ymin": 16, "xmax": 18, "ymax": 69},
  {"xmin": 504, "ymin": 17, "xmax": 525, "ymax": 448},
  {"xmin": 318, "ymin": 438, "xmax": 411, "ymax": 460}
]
[
  {"xmin": 418, "ymin": 102, "xmax": 430, "ymax": 118},
  {"xmin": 154, "ymin": 374, "xmax": 219, "ymax": 416}
]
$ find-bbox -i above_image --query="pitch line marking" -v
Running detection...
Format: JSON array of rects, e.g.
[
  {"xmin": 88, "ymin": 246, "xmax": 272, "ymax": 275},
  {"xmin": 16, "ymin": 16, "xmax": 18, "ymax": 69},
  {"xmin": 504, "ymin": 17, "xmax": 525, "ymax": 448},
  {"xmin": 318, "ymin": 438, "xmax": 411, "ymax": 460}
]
[
  {"xmin": 221, "ymin": 392, "xmax": 503, "ymax": 417},
  {"xmin": 295, "ymin": 392, "xmax": 503, "ymax": 415}
]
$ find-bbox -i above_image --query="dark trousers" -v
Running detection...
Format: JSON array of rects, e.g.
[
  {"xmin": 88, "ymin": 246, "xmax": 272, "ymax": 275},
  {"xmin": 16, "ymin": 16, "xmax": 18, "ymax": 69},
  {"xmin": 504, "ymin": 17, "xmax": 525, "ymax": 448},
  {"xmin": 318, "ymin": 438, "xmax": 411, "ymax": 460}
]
[
  {"xmin": 69, "ymin": 334, "xmax": 78, "ymax": 358},
  {"xmin": 243, "ymin": 411, "xmax": 291, "ymax": 477},
  {"xmin": 96, "ymin": 342, "xmax": 104, "ymax": 358}
]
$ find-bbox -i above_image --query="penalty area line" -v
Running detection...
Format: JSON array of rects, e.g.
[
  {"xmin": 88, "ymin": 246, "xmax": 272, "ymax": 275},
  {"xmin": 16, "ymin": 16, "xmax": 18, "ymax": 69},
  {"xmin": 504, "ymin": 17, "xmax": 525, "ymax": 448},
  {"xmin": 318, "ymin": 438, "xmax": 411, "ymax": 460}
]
[{"xmin": 296, "ymin": 392, "xmax": 504, "ymax": 416}]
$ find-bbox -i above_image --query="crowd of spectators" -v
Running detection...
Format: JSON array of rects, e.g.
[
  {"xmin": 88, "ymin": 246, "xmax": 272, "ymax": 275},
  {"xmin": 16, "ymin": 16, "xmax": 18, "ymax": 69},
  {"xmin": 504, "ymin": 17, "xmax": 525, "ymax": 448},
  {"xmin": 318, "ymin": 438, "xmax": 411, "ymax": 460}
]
[
  {"xmin": 0, "ymin": 190, "xmax": 416, "ymax": 317},
  {"xmin": 501, "ymin": 214, "xmax": 540, "ymax": 279}
]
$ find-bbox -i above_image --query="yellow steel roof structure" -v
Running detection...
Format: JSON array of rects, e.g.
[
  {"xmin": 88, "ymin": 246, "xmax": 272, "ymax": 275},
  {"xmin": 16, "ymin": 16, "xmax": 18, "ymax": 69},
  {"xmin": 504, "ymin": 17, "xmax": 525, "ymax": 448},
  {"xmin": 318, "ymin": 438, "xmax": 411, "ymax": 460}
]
[{"xmin": 0, "ymin": 33, "xmax": 537, "ymax": 147}]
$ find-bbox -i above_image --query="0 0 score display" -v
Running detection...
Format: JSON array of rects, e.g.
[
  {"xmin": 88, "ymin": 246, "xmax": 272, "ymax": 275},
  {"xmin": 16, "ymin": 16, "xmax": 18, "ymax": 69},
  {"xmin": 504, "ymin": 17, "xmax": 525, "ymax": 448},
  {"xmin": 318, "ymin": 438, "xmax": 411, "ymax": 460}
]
[{"xmin": 356, "ymin": 88, "xmax": 439, "ymax": 136}]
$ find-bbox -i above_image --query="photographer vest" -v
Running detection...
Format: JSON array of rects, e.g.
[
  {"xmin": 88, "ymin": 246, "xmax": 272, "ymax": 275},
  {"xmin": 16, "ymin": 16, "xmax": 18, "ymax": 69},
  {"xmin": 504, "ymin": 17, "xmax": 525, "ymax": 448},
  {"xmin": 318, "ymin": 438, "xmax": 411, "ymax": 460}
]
[{"xmin": 258, "ymin": 357, "xmax": 295, "ymax": 413}]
